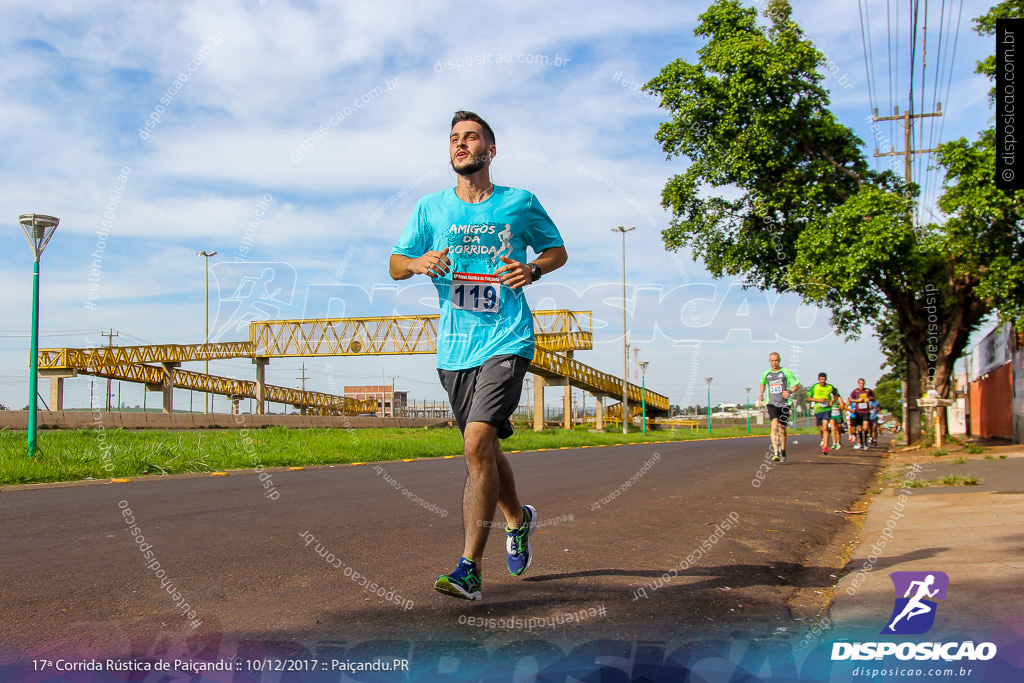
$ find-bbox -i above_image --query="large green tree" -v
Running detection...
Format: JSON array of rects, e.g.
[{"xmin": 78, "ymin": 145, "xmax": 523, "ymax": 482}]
[{"xmin": 645, "ymin": 0, "xmax": 1024, "ymax": 444}]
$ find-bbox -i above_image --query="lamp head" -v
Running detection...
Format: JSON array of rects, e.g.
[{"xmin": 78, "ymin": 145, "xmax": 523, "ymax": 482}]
[{"xmin": 19, "ymin": 214, "xmax": 59, "ymax": 260}]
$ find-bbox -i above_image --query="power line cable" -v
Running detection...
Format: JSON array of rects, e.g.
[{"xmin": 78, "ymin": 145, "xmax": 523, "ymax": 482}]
[
  {"xmin": 860, "ymin": 0, "xmax": 884, "ymax": 173},
  {"xmin": 886, "ymin": 0, "xmax": 897, "ymax": 169},
  {"xmin": 916, "ymin": 0, "xmax": 930, "ymax": 209},
  {"xmin": 922, "ymin": 0, "xmax": 954, "ymax": 220},
  {"xmin": 928, "ymin": 0, "xmax": 965, "ymax": 219},
  {"xmin": 908, "ymin": 0, "xmax": 921, "ymax": 223}
]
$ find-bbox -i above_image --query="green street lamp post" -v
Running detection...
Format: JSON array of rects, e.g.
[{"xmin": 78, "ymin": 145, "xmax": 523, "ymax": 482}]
[
  {"xmin": 705, "ymin": 377, "xmax": 713, "ymax": 435},
  {"xmin": 19, "ymin": 213, "xmax": 59, "ymax": 458},
  {"xmin": 197, "ymin": 250, "xmax": 218, "ymax": 414},
  {"xmin": 638, "ymin": 361, "xmax": 649, "ymax": 435},
  {"xmin": 745, "ymin": 387, "xmax": 751, "ymax": 434}
]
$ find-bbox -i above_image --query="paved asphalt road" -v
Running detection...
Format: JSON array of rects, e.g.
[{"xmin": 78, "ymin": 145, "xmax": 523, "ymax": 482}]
[{"xmin": 0, "ymin": 434, "xmax": 886, "ymax": 667}]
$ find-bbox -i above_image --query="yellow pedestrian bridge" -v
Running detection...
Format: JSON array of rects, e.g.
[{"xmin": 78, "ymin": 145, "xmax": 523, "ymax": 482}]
[{"xmin": 38, "ymin": 310, "xmax": 668, "ymax": 431}]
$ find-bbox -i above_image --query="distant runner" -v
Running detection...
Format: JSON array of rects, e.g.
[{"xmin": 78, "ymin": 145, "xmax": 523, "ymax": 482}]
[
  {"xmin": 808, "ymin": 372, "xmax": 840, "ymax": 455},
  {"xmin": 868, "ymin": 396, "xmax": 882, "ymax": 445},
  {"xmin": 829, "ymin": 394, "xmax": 846, "ymax": 451},
  {"xmin": 758, "ymin": 352, "xmax": 800, "ymax": 462},
  {"xmin": 848, "ymin": 378, "xmax": 876, "ymax": 450},
  {"xmin": 847, "ymin": 402, "xmax": 857, "ymax": 446}
]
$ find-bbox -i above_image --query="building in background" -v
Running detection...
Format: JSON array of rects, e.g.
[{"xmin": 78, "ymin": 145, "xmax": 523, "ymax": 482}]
[
  {"xmin": 344, "ymin": 385, "xmax": 407, "ymax": 417},
  {"xmin": 964, "ymin": 325, "xmax": 1022, "ymax": 443}
]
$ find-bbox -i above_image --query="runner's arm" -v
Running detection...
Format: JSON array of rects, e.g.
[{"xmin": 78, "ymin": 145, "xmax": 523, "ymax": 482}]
[
  {"xmin": 783, "ymin": 369, "xmax": 800, "ymax": 398},
  {"xmin": 494, "ymin": 245, "xmax": 568, "ymax": 289},
  {"xmin": 389, "ymin": 248, "xmax": 451, "ymax": 280}
]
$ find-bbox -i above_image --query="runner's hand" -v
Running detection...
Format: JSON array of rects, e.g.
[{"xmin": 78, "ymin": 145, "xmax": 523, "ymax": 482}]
[
  {"xmin": 495, "ymin": 255, "xmax": 530, "ymax": 289},
  {"xmin": 410, "ymin": 248, "xmax": 451, "ymax": 278}
]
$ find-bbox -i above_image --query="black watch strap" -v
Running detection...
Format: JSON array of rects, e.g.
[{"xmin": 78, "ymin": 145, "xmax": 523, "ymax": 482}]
[{"xmin": 528, "ymin": 262, "xmax": 542, "ymax": 282}]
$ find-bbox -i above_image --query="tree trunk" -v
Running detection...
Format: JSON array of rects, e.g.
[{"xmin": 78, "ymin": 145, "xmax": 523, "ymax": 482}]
[
  {"xmin": 905, "ymin": 357, "xmax": 922, "ymax": 445},
  {"xmin": 903, "ymin": 340, "xmax": 959, "ymax": 445},
  {"xmin": 930, "ymin": 345, "xmax": 959, "ymax": 439}
]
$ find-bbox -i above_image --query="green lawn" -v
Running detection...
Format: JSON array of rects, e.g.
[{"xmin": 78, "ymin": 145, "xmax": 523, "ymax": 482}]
[{"xmin": 0, "ymin": 424, "xmax": 805, "ymax": 486}]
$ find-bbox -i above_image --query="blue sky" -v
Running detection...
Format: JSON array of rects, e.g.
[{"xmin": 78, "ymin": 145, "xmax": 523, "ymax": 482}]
[{"xmin": 0, "ymin": 0, "xmax": 998, "ymax": 412}]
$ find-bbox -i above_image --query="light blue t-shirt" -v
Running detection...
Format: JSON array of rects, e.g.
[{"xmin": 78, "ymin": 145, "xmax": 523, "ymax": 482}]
[
  {"xmin": 869, "ymin": 399, "xmax": 881, "ymax": 419},
  {"xmin": 392, "ymin": 186, "xmax": 563, "ymax": 370}
]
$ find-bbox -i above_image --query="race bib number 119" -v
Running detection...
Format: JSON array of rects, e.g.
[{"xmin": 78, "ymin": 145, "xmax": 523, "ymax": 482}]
[{"xmin": 452, "ymin": 272, "xmax": 500, "ymax": 313}]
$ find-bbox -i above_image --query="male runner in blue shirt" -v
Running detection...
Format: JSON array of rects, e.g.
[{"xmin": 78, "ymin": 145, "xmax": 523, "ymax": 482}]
[
  {"xmin": 868, "ymin": 396, "xmax": 882, "ymax": 446},
  {"xmin": 390, "ymin": 111, "xmax": 567, "ymax": 600}
]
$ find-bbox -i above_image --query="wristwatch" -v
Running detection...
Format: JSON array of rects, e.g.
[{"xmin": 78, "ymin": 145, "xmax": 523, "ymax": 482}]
[{"xmin": 528, "ymin": 262, "xmax": 542, "ymax": 282}]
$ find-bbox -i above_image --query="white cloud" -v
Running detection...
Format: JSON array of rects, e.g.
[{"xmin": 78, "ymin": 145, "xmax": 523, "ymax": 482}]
[{"xmin": 0, "ymin": 0, "xmax": 999, "ymax": 410}]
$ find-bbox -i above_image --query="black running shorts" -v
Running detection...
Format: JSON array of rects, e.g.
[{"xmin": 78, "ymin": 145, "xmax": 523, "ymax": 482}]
[
  {"xmin": 438, "ymin": 354, "xmax": 531, "ymax": 439},
  {"xmin": 766, "ymin": 404, "xmax": 791, "ymax": 427}
]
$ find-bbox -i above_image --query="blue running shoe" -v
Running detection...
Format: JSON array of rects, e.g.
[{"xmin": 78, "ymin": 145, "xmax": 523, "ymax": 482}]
[
  {"xmin": 434, "ymin": 557, "xmax": 481, "ymax": 600},
  {"xmin": 505, "ymin": 504, "xmax": 536, "ymax": 576}
]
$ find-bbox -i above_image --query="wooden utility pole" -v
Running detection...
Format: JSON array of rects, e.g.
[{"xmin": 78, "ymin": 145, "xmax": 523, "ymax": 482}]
[
  {"xmin": 102, "ymin": 329, "xmax": 118, "ymax": 411},
  {"xmin": 872, "ymin": 105, "xmax": 942, "ymax": 446},
  {"xmin": 872, "ymin": 105, "xmax": 943, "ymax": 182}
]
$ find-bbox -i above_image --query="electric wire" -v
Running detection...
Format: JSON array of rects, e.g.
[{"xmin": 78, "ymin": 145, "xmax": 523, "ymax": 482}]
[
  {"xmin": 916, "ymin": 0, "xmax": 930, "ymax": 219},
  {"xmin": 922, "ymin": 0, "xmax": 954, "ymax": 222},
  {"xmin": 860, "ymin": 0, "xmax": 887, "ymax": 174},
  {"xmin": 929, "ymin": 0, "xmax": 965, "ymax": 219}
]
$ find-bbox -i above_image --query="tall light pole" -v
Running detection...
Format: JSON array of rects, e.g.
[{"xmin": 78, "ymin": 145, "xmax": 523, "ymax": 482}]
[
  {"xmin": 638, "ymin": 361, "xmax": 649, "ymax": 435},
  {"xmin": 197, "ymin": 250, "xmax": 217, "ymax": 414},
  {"xmin": 612, "ymin": 226, "xmax": 635, "ymax": 434},
  {"xmin": 705, "ymin": 377, "xmax": 713, "ymax": 435},
  {"xmin": 745, "ymin": 387, "xmax": 752, "ymax": 434},
  {"xmin": 19, "ymin": 214, "xmax": 59, "ymax": 458}
]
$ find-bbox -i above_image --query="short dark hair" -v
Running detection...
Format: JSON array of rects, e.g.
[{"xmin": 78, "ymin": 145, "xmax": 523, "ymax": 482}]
[
  {"xmin": 451, "ymin": 110, "xmax": 495, "ymax": 146},
  {"xmin": 819, "ymin": 372, "xmax": 827, "ymax": 378}
]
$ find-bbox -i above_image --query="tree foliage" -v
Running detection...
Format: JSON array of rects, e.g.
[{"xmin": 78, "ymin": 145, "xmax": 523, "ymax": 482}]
[
  {"xmin": 973, "ymin": 0, "xmax": 1024, "ymax": 99},
  {"xmin": 935, "ymin": 128, "xmax": 1024, "ymax": 327},
  {"xmin": 874, "ymin": 377, "xmax": 902, "ymax": 416},
  {"xmin": 647, "ymin": 0, "xmax": 870, "ymax": 293},
  {"xmin": 645, "ymin": 0, "xmax": 1024, "ymax": 442}
]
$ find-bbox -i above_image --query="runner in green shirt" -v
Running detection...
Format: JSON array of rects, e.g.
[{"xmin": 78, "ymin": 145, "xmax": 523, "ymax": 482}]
[{"xmin": 808, "ymin": 372, "xmax": 840, "ymax": 455}]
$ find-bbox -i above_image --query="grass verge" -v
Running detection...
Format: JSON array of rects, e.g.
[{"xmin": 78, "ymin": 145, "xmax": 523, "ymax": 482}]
[{"xmin": 0, "ymin": 424, "xmax": 808, "ymax": 486}]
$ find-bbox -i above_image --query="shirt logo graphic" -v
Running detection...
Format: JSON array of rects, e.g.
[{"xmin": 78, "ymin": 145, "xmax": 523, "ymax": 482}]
[
  {"xmin": 493, "ymin": 224, "xmax": 512, "ymax": 264},
  {"xmin": 882, "ymin": 571, "xmax": 949, "ymax": 635}
]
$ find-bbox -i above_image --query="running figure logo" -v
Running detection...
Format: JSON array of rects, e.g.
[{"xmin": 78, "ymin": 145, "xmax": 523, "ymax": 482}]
[
  {"xmin": 208, "ymin": 262, "xmax": 297, "ymax": 342},
  {"xmin": 882, "ymin": 571, "xmax": 949, "ymax": 635},
  {"xmin": 492, "ymin": 224, "xmax": 512, "ymax": 264}
]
